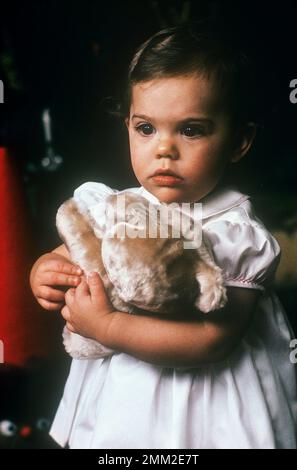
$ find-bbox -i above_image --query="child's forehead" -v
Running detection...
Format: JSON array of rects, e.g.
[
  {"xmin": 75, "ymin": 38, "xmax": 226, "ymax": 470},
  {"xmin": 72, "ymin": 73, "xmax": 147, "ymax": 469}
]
[{"xmin": 130, "ymin": 74, "xmax": 224, "ymax": 119}]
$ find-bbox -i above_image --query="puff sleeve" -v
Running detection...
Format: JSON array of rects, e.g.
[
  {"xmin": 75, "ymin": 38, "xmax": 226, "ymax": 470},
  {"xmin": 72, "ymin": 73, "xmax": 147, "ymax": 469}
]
[
  {"xmin": 204, "ymin": 215, "xmax": 281, "ymax": 292},
  {"xmin": 72, "ymin": 181, "xmax": 116, "ymax": 230},
  {"xmin": 73, "ymin": 181, "xmax": 115, "ymax": 210}
]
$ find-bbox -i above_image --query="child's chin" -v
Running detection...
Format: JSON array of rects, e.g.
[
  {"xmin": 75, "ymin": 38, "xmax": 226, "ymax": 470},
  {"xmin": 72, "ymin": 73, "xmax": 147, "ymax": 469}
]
[{"xmin": 153, "ymin": 187, "xmax": 197, "ymax": 204}]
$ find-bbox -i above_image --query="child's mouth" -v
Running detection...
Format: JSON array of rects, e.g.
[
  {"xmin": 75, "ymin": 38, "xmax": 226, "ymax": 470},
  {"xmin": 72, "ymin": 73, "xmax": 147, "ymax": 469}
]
[{"xmin": 151, "ymin": 169, "xmax": 183, "ymax": 186}]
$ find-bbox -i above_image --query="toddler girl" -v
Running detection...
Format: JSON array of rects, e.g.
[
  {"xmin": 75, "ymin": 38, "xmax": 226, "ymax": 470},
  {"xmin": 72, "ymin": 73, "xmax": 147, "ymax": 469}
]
[{"xmin": 30, "ymin": 23, "xmax": 297, "ymax": 449}]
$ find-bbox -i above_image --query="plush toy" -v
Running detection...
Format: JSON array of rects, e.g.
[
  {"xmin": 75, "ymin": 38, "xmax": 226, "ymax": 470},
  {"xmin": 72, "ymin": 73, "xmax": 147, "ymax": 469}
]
[{"xmin": 56, "ymin": 191, "xmax": 227, "ymax": 359}]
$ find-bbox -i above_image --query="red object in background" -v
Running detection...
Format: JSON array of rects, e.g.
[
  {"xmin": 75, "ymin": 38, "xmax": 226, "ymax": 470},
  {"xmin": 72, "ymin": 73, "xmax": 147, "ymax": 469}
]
[
  {"xmin": 19, "ymin": 426, "xmax": 32, "ymax": 438},
  {"xmin": 0, "ymin": 147, "xmax": 57, "ymax": 366}
]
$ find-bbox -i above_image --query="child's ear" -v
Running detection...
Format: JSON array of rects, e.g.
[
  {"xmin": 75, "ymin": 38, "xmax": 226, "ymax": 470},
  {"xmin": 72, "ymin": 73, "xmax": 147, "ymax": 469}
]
[{"xmin": 230, "ymin": 122, "xmax": 258, "ymax": 163}]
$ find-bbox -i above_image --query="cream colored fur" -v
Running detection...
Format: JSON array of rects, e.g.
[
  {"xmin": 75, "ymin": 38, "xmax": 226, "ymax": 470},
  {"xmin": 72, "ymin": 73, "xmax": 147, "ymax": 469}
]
[{"xmin": 56, "ymin": 192, "xmax": 227, "ymax": 359}]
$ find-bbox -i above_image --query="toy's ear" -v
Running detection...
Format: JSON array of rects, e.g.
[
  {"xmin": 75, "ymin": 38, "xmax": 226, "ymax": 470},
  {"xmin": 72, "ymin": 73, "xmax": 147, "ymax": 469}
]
[{"xmin": 194, "ymin": 261, "xmax": 227, "ymax": 313}]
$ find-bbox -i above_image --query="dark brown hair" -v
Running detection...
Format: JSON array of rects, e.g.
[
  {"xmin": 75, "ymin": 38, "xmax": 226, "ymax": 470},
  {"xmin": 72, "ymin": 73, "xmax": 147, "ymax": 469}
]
[{"xmin": 116, "ymin": 21, "xmax": 258, "ymax": 127}]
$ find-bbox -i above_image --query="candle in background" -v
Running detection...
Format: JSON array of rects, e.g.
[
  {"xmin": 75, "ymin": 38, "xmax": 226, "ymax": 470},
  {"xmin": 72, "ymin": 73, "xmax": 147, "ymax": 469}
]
[
  {"xmin": 0, "ymin": 80, "xmax": 3, "ymax": 104},
  {"xmin": 41, "ymin": 109, "xmax": 63, "ymax": 171},
  {"xmin": 42, "ymin": 109, "xmax": 51, "ymax": 143}
]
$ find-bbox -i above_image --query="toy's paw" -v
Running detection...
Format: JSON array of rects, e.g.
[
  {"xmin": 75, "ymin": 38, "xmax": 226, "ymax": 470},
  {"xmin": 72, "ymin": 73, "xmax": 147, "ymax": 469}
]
[
  {"xmin": 62, "ymin": 327, "xmax": 115, "ymax": 359},
  {"xmin": 195, "ymin": 266, "xmax": 227, "ymax": 313}
]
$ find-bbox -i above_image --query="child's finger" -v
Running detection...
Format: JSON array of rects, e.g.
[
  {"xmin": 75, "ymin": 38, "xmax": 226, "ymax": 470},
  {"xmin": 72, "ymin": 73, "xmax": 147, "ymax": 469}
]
[
  {"xmin": 87, "ymin": 272, "xmax": 103, "ymax": 300},
  {"xmin": 65, "ymin": 288, "xmax": 76, "ymax": 305},
  {"xmin": 61, "ymin": 305, "xmax": 71, "ymax": 321},
  {"xmin": 37, "ymin": 286, "xmax": 65, "ymax": 302},
  {"xmin": 42, "ymin": 271, "xmax": 81, "ymax": 287},
  {"xmin": 43, "ymin": 259, "xmax": 82, "ymax": 275},
  {"xmin": 75, "ymin": 276, "xmax": 90, "ymax": 297},
  {"xmin": 38, "ymin": 298, "xmax": 64, "ymax": 311},
  {"xmin": 66, "ymin": 321, "xmax": 76, "ymax": 333}
]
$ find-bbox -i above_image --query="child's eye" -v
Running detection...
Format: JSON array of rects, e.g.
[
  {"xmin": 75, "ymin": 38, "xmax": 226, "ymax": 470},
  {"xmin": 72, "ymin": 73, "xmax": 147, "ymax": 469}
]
[
  {"xmin": 181, "ymin": 125, "xmax": 204, "ymax": 138},
  {"xmin": 135, "ymin": 124, "xmax": 155, "ymax": 136}
]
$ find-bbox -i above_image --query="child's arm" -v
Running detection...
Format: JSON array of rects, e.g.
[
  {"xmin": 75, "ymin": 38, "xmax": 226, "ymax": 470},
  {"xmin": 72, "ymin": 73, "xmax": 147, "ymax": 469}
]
[
  {"xmin": 62, "ymin": 273, "xmax": 260, "ymax": 368},
  {"xmin": 30, "ymin": 245, "xmax": 82, "ymax": 311}
]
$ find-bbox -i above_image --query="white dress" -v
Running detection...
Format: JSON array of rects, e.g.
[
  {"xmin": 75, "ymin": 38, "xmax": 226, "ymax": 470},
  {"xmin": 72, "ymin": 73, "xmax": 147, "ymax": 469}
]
[{"xmin": 50, "ymin": 182, "xmax": 297, "ymax": 449}]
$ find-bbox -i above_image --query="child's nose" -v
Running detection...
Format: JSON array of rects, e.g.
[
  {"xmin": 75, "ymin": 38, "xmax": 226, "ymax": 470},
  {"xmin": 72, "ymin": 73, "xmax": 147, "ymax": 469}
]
[{"xmin": 156, "ymin": 137, "xmax": 179, "ymax": 160}]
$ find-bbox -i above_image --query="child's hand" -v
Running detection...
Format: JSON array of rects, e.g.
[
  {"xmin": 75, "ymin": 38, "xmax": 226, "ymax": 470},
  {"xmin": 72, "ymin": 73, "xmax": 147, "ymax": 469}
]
[
  {"xmin": 61, "ymin": 272, "xmax": 115, "ymax": 341},
  {"xmin": 30, "ymin": 253, "xmax": 82, "ymax": 311}
]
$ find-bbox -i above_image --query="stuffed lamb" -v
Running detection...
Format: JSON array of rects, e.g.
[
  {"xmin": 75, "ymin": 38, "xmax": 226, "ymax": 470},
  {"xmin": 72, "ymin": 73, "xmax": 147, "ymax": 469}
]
[{"xmin": 56, "ymin": 191, "xmax": 227, "ymax": 359}]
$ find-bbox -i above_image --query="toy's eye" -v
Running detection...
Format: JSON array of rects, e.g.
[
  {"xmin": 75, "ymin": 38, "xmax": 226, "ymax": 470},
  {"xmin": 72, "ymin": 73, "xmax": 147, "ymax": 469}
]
[
  {"xmin": 0, "ymin": 420, "xmax": 18, "ymax": 437},
  {"xmin": 36, "ymin": 418, "xmax": 50, "ymax": 431}
]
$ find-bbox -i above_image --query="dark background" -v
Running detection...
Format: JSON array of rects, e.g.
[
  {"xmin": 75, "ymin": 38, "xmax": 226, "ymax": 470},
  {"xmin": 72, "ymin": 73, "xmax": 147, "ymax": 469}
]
[
  {"xmin": 1, "ymin": 0, "xmax": 297, "ymax": 246},
  {"xmin": 0, "ymin": 0, "xmax": 296, "ymax": 448}
]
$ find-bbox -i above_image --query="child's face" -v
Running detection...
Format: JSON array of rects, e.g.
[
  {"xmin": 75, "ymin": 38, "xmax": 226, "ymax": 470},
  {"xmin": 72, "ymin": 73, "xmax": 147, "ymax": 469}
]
[{"xmin": 126, "ymin": 74, "xmax": 242, "ymax": 203}]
